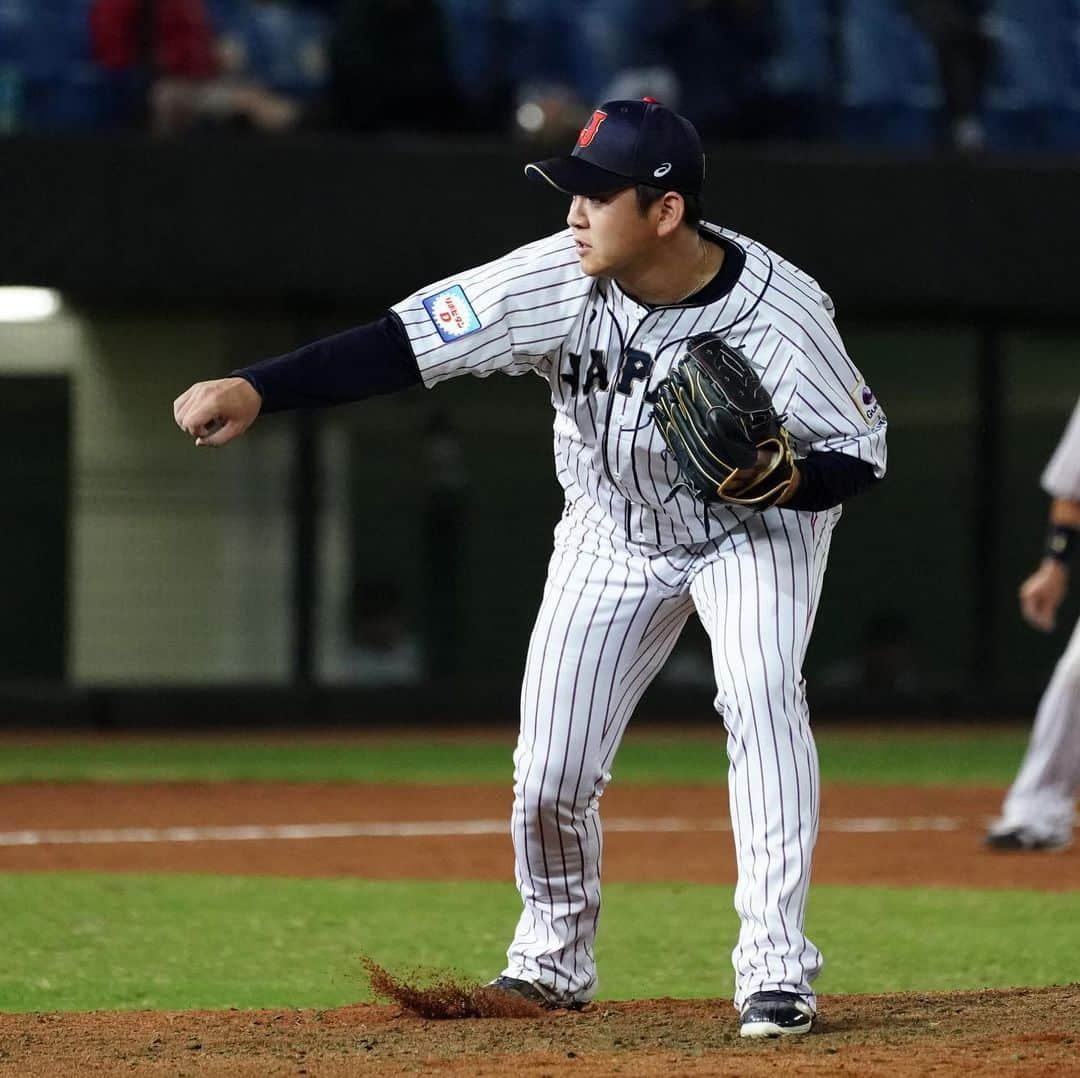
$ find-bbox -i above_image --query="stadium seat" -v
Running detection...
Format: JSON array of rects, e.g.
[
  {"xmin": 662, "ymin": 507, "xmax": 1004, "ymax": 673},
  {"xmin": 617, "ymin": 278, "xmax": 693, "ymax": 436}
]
[
  {"xmin": 768, "ymin": 0, "xmax": 831, "ymax": 102},
  {"xmin": 436, "ymin": 0, "xmax": 502, "ymax": 111},
  {"xmin": 983, "ymin": 0, "xmax": 1078, "ymax": 149},
  {"xmin": 835, "ymin": 0, "xmax": 938, "ymax": 146},
  {"xmin": 765, "ymin": 0, "xmax": 832, "ymax": 138},
  {"xmin": 1058, "ymin": 0, "xmax": 1080, "ymax": 145},
  {"xmin": 214, "ymin": 0, "xmax": 331, "ymax": 100},
  {"xmin": 15, "ymin": 0, "xmax": 126, "ymax": 131}
]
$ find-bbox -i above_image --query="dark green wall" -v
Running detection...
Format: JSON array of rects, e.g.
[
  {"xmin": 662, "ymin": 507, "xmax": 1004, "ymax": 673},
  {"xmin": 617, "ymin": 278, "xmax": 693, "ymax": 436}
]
[
  {"xmin": 0, "ymin": 376, "xmax": 69, "ymax": 680},
  {"xmin": 336, "ymin": 322, "xmax": 1079, "ymax": 712},
  {"xmin": 3, "ymin": 136, "xmax": 1080, "ymax": 319},
  {"xmin": 4, "ymin": 134, "xmax": 1079, "ymax": 717}
]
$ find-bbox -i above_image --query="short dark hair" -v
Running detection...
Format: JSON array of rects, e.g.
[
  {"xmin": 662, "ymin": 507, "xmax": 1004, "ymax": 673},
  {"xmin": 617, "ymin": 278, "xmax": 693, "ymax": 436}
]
[{"xmin": 633, "ymin": 184, "xmax": 704, "ymax": 229}]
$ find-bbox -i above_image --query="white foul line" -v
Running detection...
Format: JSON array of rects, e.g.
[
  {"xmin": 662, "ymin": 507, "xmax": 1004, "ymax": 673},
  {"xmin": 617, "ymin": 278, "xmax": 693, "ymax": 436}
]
[{"xmin": 0, "ymin": 815, "xmax": 965, "ymax": 848}]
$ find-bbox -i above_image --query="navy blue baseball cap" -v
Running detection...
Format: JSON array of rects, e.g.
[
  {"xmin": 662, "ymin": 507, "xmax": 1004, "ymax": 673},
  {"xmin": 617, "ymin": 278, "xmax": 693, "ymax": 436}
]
[{"xmin": 525, "ymin": 98, "xmax": 704, "ymax": 197}]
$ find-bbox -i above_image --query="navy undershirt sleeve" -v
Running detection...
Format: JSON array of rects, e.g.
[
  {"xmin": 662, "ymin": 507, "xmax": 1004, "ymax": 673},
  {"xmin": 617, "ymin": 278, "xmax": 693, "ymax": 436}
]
[
  {"xmin": 231, "ymin": 312, "xmax": 876, "ymax": 511},
  {"xmin": 233, "ymin": 311, "xmax": 422, "ymax": 414},
  {"xmin": 782, "ymin": 451, "xmax": 879, "ymax": 511}
]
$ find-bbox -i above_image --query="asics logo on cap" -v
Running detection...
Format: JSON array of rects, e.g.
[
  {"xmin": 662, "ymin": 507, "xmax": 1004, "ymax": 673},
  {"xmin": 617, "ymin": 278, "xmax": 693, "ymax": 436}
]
[
  {"xmin": 578, "ymin": 110, "xmax": 607, "ymax": 148},
  {"xmin": 653, "ymin": 162, "xmax": 672, "ymax": 177}
]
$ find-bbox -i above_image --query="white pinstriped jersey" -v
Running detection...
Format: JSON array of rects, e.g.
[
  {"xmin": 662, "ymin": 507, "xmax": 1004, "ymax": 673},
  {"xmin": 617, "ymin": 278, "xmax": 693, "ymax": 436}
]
[
  {"xmin": 392, "ymin": 225, "xmax": 887, "ymax": 548},
  {"xmin": 1042, "ymin": 397, "xmax": 1080, "ymax": 501}
]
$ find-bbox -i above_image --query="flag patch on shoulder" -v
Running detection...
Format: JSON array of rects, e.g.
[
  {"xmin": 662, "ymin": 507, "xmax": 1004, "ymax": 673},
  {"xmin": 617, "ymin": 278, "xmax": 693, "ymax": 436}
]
[{"xmin": 423, "ymin": 285, "xmax": 482, "ymax": 342}]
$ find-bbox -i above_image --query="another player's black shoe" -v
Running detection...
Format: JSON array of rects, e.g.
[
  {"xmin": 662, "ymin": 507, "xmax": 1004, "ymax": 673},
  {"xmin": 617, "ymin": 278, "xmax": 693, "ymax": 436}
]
[
  {"xmin": 985, "ymin": 825, "xmax": 1071, "ymax": 852},
  {"xmin": 739, "ymin": 991, "xmax": 815, "ymax": 1038},
  {"xmin": 483, "ymin": 976, "xmax": 585, "ymax": 1011}
]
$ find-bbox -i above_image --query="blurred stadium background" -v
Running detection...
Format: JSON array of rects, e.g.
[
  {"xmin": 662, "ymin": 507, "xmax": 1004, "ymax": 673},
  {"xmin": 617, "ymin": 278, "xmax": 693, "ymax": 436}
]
[{"xmin": 1, "ymin": 0, "xmax": 1079, "ymax": 728}]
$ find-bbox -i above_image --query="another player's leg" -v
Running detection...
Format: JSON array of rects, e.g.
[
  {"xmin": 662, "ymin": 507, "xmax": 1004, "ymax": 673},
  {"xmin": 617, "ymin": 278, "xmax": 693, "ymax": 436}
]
[
  {"xmin": 987, "ymin": 616, "xmax": 1080, "ymax": 851},
  {"xmin": 496, "ymin": 520, "xmax": 694, "ymax": 1007},
  {"xmin": 690, "ymin": 508, "xmax": 839, "ymax": 1037}
]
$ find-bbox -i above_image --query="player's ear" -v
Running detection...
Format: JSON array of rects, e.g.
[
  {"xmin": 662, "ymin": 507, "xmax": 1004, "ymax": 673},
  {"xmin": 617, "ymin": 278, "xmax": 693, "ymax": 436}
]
[{"xmin": 655, "ymin": 192, "xmax": 685, "ymax": 237}]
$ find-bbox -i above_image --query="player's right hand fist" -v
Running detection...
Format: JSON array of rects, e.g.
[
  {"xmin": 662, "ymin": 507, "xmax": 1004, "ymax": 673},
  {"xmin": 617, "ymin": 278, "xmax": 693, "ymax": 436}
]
[
  {"xmin": 173, "ymin": 377, "xmax": 262, "ymax": 448},
  {"xmin": 1019, "ymin": 559, "xmax": 1069, "ymax": 632}
]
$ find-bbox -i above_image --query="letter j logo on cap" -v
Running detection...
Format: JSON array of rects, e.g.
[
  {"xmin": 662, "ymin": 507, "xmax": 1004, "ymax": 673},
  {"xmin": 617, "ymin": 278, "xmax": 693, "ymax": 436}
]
[{"xmin": 578, "ymin": 110, "xmax": 607, "ymax": 148}]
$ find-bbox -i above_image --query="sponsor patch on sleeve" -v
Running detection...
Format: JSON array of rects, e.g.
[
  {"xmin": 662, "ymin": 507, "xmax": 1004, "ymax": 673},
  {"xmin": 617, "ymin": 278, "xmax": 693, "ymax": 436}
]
[
  {"xmin": 849, "ymin": 377, "xmax": 882, "ymax": 427},
  {"xmin": 422, "ymin": 285, "xmax": 482, "ymax": 343}
]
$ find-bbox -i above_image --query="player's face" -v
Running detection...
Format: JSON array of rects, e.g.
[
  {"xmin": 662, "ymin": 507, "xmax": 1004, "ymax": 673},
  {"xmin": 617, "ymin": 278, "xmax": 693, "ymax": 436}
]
[{"xmin": 566, "ymin": 189, "xmax": 660, "ymax": 278}]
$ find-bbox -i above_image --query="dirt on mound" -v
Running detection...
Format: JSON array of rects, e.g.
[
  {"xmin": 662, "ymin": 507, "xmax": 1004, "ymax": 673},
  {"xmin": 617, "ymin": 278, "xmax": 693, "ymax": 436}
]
[
  {"xmin": 360, "ymin": 957, "xmax": 545, "ymax": 1019},
  {"xmin": 1, "ymin": 985, "xmax": 1078, "ymax": 1077}
]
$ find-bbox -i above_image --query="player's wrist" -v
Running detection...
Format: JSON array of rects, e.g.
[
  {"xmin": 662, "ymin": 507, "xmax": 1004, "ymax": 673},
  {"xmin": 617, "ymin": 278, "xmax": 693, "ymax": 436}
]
[
  {"xmin": 1044, "ymin": 522, "xmax": 1079, "ymax": 566},
  {"xmin": 230, "ymin": 373, "xmax": 261, "ymax": 396},
  {"xmin": 775, "ymin": 463, "xmax": 801, "ymax": 506}
]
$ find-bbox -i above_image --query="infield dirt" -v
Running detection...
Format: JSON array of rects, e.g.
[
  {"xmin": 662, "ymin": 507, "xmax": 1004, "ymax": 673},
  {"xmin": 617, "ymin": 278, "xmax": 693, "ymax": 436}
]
[
  {"xmin": 1, "ymin": 985, "xmax": 1078, "ymax": 1076},
  {"xmin": 1, "ymin": 781, "xmax": 1078, "ymax": 889},
  {"xmin": 2, "ymin": 780, "xmax": 1078, "ymax": 1075}
]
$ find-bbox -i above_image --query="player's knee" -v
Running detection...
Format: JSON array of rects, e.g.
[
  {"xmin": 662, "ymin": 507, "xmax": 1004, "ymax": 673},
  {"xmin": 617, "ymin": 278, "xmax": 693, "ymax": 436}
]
[
  {"xmin": 516, "ymin": 774, "xmax": 599, "ymax": 824},
  {"xmin": 713, "ymin": 674, "xmax": 806, "ymax": 724}
]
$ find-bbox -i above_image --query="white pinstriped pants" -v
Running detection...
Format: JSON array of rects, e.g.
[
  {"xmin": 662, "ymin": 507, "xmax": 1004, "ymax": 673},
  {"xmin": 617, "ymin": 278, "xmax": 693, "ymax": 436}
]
[
  {"xmin": 999, "ymin": 615, "xmax": 1080, "ymax": 841},
  {"xmin": 503, "ymin": 506, "xmax": 839, "ymax": 1008}
]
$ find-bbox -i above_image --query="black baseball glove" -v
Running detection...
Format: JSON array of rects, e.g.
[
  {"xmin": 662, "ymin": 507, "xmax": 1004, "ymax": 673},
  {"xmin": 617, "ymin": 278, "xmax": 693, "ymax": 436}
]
[{"xmin": 653, "ymin": 333, "xmax": 796, "ymax": 508}]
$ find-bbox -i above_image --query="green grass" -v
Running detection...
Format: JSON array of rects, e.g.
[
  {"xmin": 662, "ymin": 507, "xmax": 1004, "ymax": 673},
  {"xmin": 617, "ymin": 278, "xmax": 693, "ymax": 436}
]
[
  {"xmin": 1, "ymin": 873, "xmax": 1075, "ymax": 1013},
  {"xmin": 0, "ymin": 727, "xmax": 1030, "ymax": 786}
]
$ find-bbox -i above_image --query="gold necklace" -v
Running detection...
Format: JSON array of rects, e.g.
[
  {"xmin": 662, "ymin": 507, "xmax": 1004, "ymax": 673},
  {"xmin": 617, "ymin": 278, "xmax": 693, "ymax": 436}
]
[{"xmin": 670, "ymin": 242, "xmax": 711, "ymax": 305}]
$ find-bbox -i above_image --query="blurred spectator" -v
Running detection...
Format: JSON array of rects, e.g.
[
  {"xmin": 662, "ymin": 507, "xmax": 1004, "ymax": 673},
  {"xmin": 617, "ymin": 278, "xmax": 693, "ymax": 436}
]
[
  {"xmin": 659, "ymin": 0, "xmax": 779, "ymax": 139},
  {"xmin": 91, "ymin": 0, "xmax": 217, "ymax": 80},
  {"xmin": 835, "ymin": 0, "xmax": 938, "ymax": 147},
  {"xmin": 89, "ymin": 0, "xmax": 314, "ymax": 134},
  {"xmin": 493, "ymin": 1, "xmax": 779, "ymax": 144},
  {"xmin": 342, "ymin": 577, "xmax": 423, "ymax": 687},
  {"xmin": 904, "ymin": 0, "xmax": 993, "ymax": 151},
  {"xmin": 211, "ymin": 1, "xmax": 330, "ymax": 122},
  {"xmin": 436, "ymin": 0, "xmax": 509, "ymax": 128},
  {"xmin": 421, "ymin": 409, "xmax": 467, "ymax": 679},
  {"xmin": 1, "ymin": 0, "xmax": 1078, "ymax": 149},
  {"xmin": 329, "ymin": 0, "xmax": 464, "ymax": 131},
  {"xmin": 817, "ymin": 608, "xmax": 959, "ymax": 709},
  {"xmin": 659, "ymin": 622, "xmax": 715, "ymax": 690},
  {"xmin": 981, "ymin": 0, "xmax": 1078, "ymax": 151},
  {"xmin": 507, "ymin": 0, "xmax": 673, "ymax": 143},
  {"xmin": 91, "ymin": 0, "xmax": 213, "ymax": 131},
  {"xmin": 763, "ymin": 0, "xmax": 833, "ymax": 140},
  {"xmin": 0, "ymin": 0, "xmax": 117, "ymax": 132}
]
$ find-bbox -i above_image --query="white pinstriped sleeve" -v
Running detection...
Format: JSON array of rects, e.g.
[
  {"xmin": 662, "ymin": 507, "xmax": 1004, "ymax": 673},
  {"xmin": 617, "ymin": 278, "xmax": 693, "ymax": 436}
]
[
  {"xmin": 390, "ymin": 229, "xmax": 591, "ymax": 387},
  {"xmin": 775, "ymin": 293, "xmax": 887, "ymax": 478},
  {"xmin": 1042, "ymin": 397, "xmax": 1080, "ymax": 501}
]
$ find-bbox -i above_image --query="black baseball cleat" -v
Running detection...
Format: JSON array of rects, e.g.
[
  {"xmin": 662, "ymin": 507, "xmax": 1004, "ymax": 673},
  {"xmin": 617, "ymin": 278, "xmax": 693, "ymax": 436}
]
[
  {"xmin": 483, "ymin": 976, "xmax": 585, "ymax": 1011},
  {"xmin": 739, "ymin": 991, "xmax": 815, "ymax": 1038},
  {"xmin": 985, "ymin": 826, "xmax": 1071, "ymax": 852}
]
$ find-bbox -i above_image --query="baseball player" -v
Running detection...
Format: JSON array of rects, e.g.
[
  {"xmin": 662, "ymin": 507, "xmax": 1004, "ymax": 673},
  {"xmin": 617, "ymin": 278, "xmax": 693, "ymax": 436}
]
[
  {"xmin": 174, "ymin": 99, "xmax": 887, "ymax": 1036},
  {"xmin": 986, "ymin": 397, "xmax": 1080, "ymax": 852}
]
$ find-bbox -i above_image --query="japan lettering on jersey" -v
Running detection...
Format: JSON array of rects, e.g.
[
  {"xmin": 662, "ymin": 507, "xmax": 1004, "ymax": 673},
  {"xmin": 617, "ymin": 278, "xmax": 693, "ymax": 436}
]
[{"xmin": 392, "ymin": 226, "xmax": 888, "ymax": 549}]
